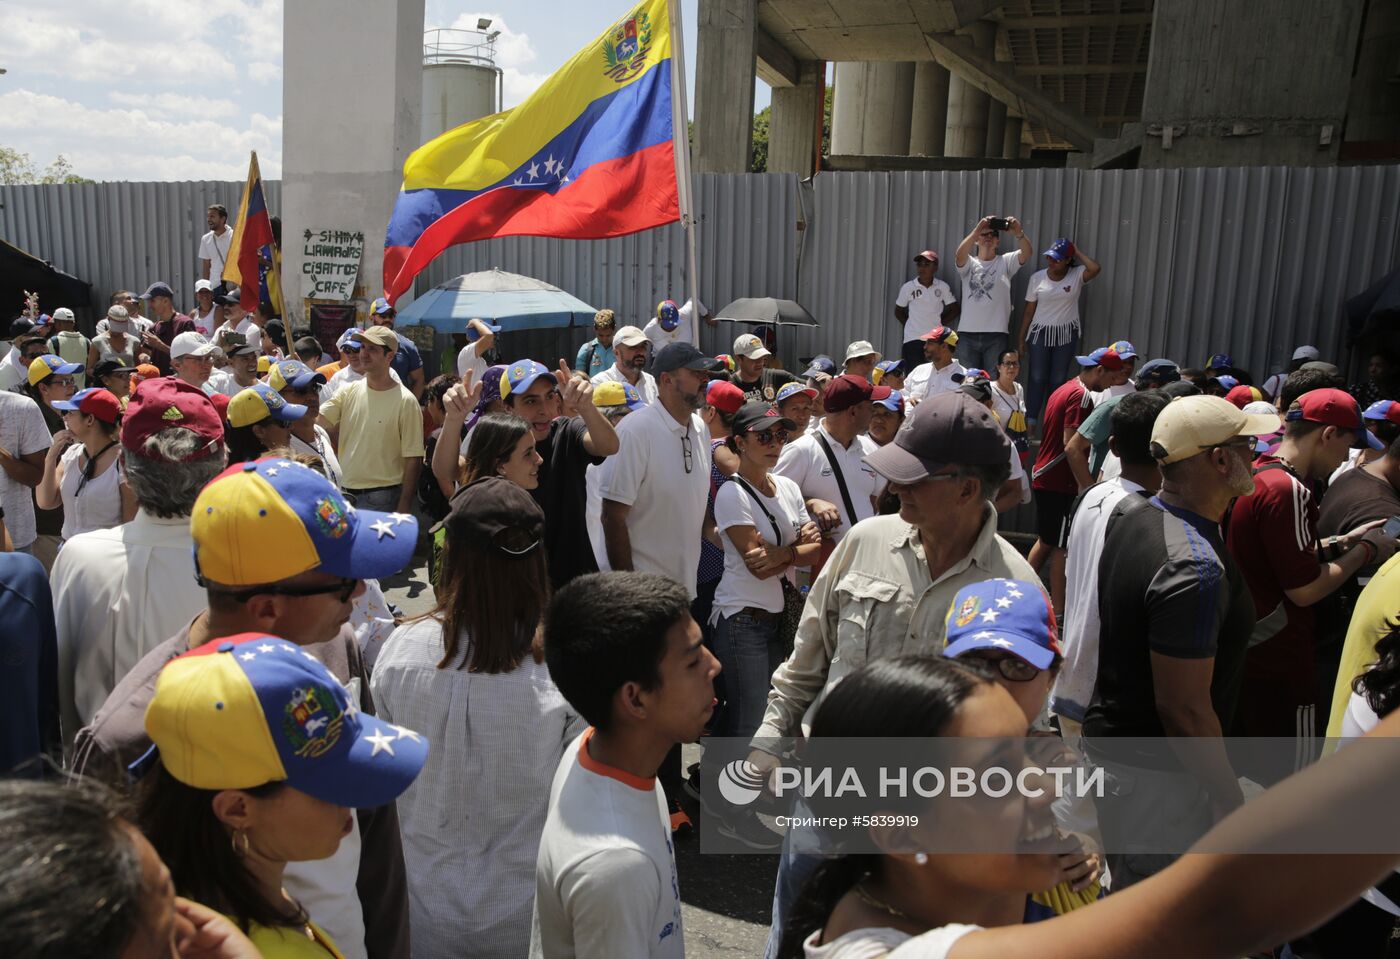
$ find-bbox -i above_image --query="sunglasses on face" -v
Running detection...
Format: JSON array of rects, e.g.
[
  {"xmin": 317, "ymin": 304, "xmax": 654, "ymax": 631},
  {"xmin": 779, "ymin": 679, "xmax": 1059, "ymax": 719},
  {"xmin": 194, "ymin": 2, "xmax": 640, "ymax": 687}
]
[
  {"xmin": 203, "ymin": 576, "xmax": 360, "ymax": 604},
  {"xmin": 748, "ymin": 429, "xmax": 789, "ymax": 446},
  {"xmin": 965, "ymin": 652, "xmax": 1042, "ymax": 682}
]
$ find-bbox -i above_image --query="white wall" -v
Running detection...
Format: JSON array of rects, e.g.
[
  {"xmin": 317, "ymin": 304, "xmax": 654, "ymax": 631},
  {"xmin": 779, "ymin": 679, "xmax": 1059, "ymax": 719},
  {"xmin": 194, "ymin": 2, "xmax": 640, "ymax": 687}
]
[{"xmin": 281, "ymin": 0, "xmax": 425, "ymax": 319}]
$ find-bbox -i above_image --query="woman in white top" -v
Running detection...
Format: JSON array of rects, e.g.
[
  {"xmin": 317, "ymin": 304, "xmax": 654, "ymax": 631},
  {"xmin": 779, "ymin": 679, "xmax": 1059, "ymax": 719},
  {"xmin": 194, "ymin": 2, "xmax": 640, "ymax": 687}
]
[
  {"xmin": 1015, "ymin": 238, "xmax": 1101, "ymax": 427},
  {"xmin": 87, "ymin": 306, "xmax": 139, "ymax": 372},
  {"xmin": 990, "ymin": 350, "xmax": 1030, "ymax": 469},
  {"xmin": 371, "ymin": 477, "xmax": 584, "ymax": 959},
  {"xmin": 711, "ymin": 401, "xmax": 819, "ymax": 740},
  {"xmin": 37, "ymin": 387, "xmax": 135, "ymax": 541},
  {"xmin": 778, "ymin": 653, "xmax": 1400, "ymax": 959}
]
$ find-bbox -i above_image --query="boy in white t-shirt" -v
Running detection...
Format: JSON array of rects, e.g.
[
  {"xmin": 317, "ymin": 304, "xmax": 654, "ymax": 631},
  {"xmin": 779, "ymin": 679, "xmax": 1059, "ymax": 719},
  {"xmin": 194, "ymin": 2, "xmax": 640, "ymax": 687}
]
[{"xmin": 532, "ymin": 571, "xmax": 722, "ymax": 959}]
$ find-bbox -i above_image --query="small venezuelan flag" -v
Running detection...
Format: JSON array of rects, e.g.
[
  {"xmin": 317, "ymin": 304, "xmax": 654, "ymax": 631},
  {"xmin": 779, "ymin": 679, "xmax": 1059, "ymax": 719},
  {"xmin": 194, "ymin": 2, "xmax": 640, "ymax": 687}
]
[
  {"xmin": 383, "ymin": 0, "xmax": 680, "ymax": 304},
  {"xmin": 223, "ymin": 151, "xmax": 276, "ymax": 312}
]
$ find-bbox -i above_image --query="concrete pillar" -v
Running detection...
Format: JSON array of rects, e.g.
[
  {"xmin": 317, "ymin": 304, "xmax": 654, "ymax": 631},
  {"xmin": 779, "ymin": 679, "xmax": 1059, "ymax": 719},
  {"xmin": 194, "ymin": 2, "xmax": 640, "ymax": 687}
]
[
  {"xmin": 1002, "ymin": 116, "xmax": 1024, "ymax": 159},
  {"xmin": 769, "ymin": 61, "xmax": 822, "ymax": 175},
  {"xmin": 984, "ymin": 99, "xmax": 1007, "ymax": 158},
  {"xmin": 694, "ymin": 0, "xmax": 757, "ymax": 173},
  {"xmin": 944, "ymin": 21, "xmax": 996, "ymax": 158},
  {"xmin": 283, "ymin": 0, "xmax": 424, "ymax": 314},
  {"xmin": 832, "ymin": 62, "xmax": 915, "ymax": 155},
  {"xmin": 909, "ymin": 61, "xmax": 950, "ymax": 156}
]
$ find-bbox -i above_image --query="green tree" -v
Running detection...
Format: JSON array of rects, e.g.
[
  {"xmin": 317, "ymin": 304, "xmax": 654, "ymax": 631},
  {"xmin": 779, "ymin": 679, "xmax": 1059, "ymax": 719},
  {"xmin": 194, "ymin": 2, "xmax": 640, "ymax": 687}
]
[
  {"xmin": 748, "ymin": 88, "xmax": 831, "ymax": 174},
  {"xmin": 0, "ymin": 147, "xmax": 92, "ymax": 184}
]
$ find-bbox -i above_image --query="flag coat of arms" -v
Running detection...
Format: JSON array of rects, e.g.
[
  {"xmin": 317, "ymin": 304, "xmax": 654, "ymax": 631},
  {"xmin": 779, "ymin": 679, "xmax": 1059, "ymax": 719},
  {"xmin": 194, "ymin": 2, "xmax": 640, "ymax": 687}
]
[
  {"xmin": 383, "ymin": 0, "xmax": 680, "ymax": 303},
  {"xmin": 223, "ymin": 152, "xmax": 276, "ymax": 311}
]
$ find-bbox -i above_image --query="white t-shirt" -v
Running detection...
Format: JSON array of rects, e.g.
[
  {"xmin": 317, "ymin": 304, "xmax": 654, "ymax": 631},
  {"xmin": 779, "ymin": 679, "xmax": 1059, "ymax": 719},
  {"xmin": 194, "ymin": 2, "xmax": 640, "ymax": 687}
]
[
  {"xmin": 199, "ymin": 227, "xmax": 233, "ymax": 277},
  {"xmin": 58, "ymin": 442, "xmax": 125, "ymax": 541},
  {"xmin": 0, "ymin": 391, "xmax": 52, "ymax": 549},
  {"xmin": 894, "ymin": 277, "xmax": 956, "ymax": 344},
  {"xmin": 774, "ymin": 424, "xmax": 878, "ymax": 543},
  {"xmin": 801, "ymin": 924, "xmax": 979, "ymax": 958},
  {"xmin": 590, "ymin": 365, "xmax": 658, "ymax": 405},
  {"xmin": 205, "ymin": 369, "xmax": 257, "ymax": 398},
  {"xmin": 456, "ymin": 340, "xmax": 490, "ymax": 387},
  {"xmin": 1050, "ymin": 477, "xmax": 1146, "ymax": 723},
  {"xmin": 956, "ymin": 250, "xmax": 1023, "ymax": 334},
  {"xmin": 643, "ymin": 298, "xmax": 706, "ymax": 352},
  {"xmin": 598, "ymin": 402, "xmax": 711, "ymax": 598},
  {"xmin": 1024, "ymin": 265, "xmax": 1087, "ymax": 340},
  {"xmin": 713, "ymin": 474, "xmax": 810, "ymax": 619},
  {"xmin": 584, "ymin": 462, "xmax": 609, "ymax": 573},
  {"xmin": 530, "ymin": 730, "xmax": 684, "ymax": 959},
  {"xmin": 904, "ymin": 360, "xmax": 967, "ymax": 403}
]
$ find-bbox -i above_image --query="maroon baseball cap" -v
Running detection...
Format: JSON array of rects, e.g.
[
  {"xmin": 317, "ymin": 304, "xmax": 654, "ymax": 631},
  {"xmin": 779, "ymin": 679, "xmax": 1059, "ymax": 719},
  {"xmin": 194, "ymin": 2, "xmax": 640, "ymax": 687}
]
[
  {"xmin": 706, "ymin": 380, "xmax": 745, "ymax": 415},
  {"xmin": 824, "ymin": 374, "xmax": 875, "ymax": 413},
  {"xmin": 914, "ymin": 250, "xmax": 938, "ymax": 266},
  {"xmin": 866, "ymin": 392, "xmax": 1011, "ymax": 483},
  {"xmin": 1285, "ymin": 388, "xmax": 1383, "ymax": 450},
  {"xmin": 122, "ymin": 376, "xmax": 225, "ymax": 460}
]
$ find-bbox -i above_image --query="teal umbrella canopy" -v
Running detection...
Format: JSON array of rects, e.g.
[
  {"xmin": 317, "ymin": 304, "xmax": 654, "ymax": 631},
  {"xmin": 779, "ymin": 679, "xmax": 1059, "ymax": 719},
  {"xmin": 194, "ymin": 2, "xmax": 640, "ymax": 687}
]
[{"xmin": 394, "ymin": 268, "xmax": 598, "ymax": 333}]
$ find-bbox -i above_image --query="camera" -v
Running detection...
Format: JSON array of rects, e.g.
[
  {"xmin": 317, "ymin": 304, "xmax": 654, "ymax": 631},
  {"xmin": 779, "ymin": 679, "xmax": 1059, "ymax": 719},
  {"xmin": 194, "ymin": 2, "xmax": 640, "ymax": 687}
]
[{"xmin": 987, "ymin": 216, "xmax": 1011, "ymax": 231}]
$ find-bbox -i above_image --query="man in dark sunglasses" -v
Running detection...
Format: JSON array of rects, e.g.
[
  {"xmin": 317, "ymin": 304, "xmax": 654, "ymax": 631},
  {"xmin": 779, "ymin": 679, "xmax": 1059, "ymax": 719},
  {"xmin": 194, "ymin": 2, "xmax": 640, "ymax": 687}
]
[{"xmin": 73, "ymin": 455, "xmax": 421, "ymax": 959}]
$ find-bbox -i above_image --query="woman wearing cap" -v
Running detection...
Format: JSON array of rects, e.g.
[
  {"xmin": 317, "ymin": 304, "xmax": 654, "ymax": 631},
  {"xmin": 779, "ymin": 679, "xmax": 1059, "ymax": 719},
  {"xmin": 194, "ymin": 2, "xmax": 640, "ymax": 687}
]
[
  {"xmin": 92, "ymin": 358, "xmax": 138, "ymax": 407},
  {"xmin": 137, "ymin": 633, "xmax": 427, "ymax": 959},
  {"xmin": 873, "ymin": 360, "xmax": 907, "ymax": 392},
  {"xmin": 225, "ymin": 384, "xmax": 308, "ymax": 464},
  {"xmin": 711, "ymin": 403, "xmax": 820, "ymax": 747},
  {"xmin": 372, "ymin": 477, "xmax": 583, "ymax": 959},
  {"xmin": 37, "ymin": 387, "xmax": 136, "ymax": 541},
  {"xmin": 1016, "ymin": 239, "xmax": 1101, "ymax": 428},
  {"xmin": 88, "ymin": 305, "xmax": 140, "ymax": 375}
]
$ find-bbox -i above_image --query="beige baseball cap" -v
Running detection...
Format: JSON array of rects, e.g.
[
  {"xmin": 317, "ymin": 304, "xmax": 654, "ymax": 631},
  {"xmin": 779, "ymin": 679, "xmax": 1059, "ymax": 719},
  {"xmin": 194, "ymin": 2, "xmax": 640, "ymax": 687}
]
[
  {"xmin": 614, "ymin": 325, "xmax": 648, "ymax": 347},
  {"xmin": 733, "ymin": 333, "xmax": 771, "ymax": 360},
  {"xmin": 351, "ymin": 325, "xmax": 399, "ymax": 352},
  {"xmin": 1150, "ymin": 395, "xmax": 1281, "ymax": 465}
]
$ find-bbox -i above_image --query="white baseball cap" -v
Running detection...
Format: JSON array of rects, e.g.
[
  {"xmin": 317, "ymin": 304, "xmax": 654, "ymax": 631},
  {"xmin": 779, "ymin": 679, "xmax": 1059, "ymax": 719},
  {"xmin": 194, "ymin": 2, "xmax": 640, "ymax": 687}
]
[
  {"xmin": 732, "ymin": 333, "xmax": 771, "ymax": 360},
  {"xmin": 170, "ymin": 331, "xmax": 218, "ymax": 360},
  {"xmin": 1150, "ymin": 395, "xmax": 1281, "ymax": 465},
  {"xmin": 52, "ymin": 307, "xmax": 76, "ymax": 323},
  {"xmin": 614, "ymin": 325, "xmax": 649, "ymax": 348},
  {"xmin": 844, "ymin": 340, "xmax": 881, "ymax": 364},
  {"xmin": 195, "ymin": 278, "xmax": 214, "ymax": 293},
  {"xmin": 1291, "ymin": 345, "xmax": 1320, "ymax": 362}
]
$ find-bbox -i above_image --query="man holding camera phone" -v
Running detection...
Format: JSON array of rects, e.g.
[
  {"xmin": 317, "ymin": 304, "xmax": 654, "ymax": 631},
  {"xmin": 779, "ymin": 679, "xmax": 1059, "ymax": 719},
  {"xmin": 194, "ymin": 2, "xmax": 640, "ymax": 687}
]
[{"xmin": 954, "ymin": 215, "xmax": 1033, "ymax": 373}]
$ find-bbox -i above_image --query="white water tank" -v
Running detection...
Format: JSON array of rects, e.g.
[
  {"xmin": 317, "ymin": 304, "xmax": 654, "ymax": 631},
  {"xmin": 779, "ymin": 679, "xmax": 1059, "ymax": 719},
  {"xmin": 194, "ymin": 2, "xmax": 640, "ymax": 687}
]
[{"xmin": 421, "ymin": 28, "xmax": 503, "ymax": 143}]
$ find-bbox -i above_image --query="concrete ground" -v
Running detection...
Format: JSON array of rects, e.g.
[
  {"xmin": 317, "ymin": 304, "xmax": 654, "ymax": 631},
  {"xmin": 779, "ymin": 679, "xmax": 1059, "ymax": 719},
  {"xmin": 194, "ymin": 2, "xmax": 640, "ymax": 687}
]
[{"xmin": 380, "ymin": 558, "xmax": 780, "ymax": 956}]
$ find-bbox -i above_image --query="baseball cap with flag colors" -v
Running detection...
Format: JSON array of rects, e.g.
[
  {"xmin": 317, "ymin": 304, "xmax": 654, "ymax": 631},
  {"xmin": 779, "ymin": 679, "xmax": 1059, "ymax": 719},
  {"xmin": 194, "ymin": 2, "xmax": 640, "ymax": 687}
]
[
  {"xmin": 942, "ymin": 579, "xmax": 1061, "ymax": 670},
  {"xmin": 144, "ymin": 633, "xmax": 427, "ymax": 807},
  {"xmin": 192, "ymin": 457, "xmax": 418, "ymax": 585},
  {"xmin": 500, "ymin": 360, "xmax": 557, "ymax": 400},
  {"xmin": 267, "ymin": 359, "xmax": 328, "ymax": 392},
  {"xmin": 227, "ymin": 384, "xmax": 307, "ymax": 429},
  {"xmin": 1364, "ymin": 400, "xmax": 1400, "ymax": 425},
  {"xmin": 27, "ymin": 354, "xmax": 82, "ymax": 386},
  {"xmin": 1074, "ymin": 347, "xmax": 1123, "ymax": 370},
  {"xmin": 921, "ymin": 326, "xmax": 958, "ymax": 346},
  {"xmin": 593, "ymin": 381, "xmax": 646, "ymax": 412},
  {"xmin": 1150, "ymin": 395, "xmax": 1281, "ymax": 464}
]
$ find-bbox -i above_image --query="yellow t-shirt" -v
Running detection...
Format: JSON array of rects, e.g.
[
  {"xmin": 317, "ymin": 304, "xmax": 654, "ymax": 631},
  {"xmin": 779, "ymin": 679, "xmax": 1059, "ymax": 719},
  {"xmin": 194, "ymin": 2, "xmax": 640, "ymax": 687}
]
[
  {"xmin": 243, "ymin": 920, "xmax": 345, "ymax": 959},
  {"xmin": 1325, "ymin": 552, "xmax": 1400, "ymax": 741},
  {"xmin": 319, "ymin": 379, "xmax": 425, "ymax": 489}
]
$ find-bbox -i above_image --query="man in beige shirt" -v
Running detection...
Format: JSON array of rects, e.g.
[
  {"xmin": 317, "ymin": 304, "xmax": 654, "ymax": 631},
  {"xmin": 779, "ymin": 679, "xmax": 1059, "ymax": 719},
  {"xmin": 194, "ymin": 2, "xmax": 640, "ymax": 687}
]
[
  {"xmin": 319, "ymin": 325, "xmax": 424, "ymax": 515},
  {"xmin": 751, "ymin": 391, "xmax": 1038, "ymax": 750}
]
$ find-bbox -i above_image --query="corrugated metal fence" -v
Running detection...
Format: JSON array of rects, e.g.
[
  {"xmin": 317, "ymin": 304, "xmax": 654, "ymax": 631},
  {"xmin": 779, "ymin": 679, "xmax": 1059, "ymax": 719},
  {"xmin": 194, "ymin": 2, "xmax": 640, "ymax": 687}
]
[{"xmin": 3, "ymin": 167, "xmax": 1397, "ymax": 378}]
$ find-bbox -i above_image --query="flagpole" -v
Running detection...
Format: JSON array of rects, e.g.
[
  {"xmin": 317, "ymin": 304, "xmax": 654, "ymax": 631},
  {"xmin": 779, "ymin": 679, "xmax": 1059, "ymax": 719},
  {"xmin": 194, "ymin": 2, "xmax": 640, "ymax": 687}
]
[{"xmin": 667, "ymin": 0, "xmax": 702, "ymax": 346}]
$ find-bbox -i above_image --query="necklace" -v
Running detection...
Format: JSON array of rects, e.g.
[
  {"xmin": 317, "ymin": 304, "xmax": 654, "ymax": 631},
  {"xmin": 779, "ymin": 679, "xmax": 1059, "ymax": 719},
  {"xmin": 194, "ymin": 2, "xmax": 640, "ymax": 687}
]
[{"xmin": 854, "ymin": 881, "xmax": 911, "ymax": 920}]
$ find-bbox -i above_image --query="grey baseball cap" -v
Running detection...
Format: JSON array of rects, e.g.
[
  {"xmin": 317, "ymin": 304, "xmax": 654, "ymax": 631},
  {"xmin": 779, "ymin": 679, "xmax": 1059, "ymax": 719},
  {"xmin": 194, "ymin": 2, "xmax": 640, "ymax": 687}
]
[{"xmin": 865, "ymin": 392, "xmax": 1011, "ymax": 484}]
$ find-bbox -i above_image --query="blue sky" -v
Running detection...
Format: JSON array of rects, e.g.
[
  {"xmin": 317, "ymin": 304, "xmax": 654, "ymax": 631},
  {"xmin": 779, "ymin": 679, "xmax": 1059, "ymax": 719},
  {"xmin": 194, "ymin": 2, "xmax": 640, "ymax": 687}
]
[{"xmin": 0, "ymin": 0, "xmax": 770, "ymax": 182}]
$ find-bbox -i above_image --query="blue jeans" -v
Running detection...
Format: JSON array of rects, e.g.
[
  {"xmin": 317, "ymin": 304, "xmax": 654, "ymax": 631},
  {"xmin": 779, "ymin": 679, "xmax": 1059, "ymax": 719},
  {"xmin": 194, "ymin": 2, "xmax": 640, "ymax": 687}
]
[
  {"xmin": 711, "ymin": 611, "xmax": 784, "ymax": 739},
  {"xmin": 344, "ymin": 484, "xmax": 401, "ymax": 513},
  {"xmin": 1026, "ymin": 331, "xmax": 1080, "ymax": 425},
  {"xmin": 763, "ymin": 848, "xmax": 821, "ymax": 959},
  {"xmin": 956, "ymin": 331, "xmax": 1009, "ymax": 375}
]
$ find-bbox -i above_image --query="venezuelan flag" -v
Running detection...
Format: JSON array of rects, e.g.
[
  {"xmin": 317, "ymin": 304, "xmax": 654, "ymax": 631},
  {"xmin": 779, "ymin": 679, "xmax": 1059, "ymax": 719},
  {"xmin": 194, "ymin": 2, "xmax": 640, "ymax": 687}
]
[
  {"xmin": 223, "ymin": 151, "xmax": 276, "ymax": 311},
  {"xmin": 383, "ymin": 0, "xmax": 679, "ymax": 303}
]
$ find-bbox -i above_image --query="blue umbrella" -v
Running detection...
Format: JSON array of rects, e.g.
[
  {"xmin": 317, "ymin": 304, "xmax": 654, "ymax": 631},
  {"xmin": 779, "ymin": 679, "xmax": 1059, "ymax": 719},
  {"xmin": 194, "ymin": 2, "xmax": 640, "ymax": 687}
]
[{"xmin": 394, "ymin": 268, "xmax": 598, "ymax": 333}]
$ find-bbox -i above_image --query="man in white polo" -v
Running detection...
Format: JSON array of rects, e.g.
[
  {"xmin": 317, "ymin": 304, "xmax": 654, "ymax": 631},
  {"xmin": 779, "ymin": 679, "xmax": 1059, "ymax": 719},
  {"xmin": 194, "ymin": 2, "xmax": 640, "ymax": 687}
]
[
  {"xmin": 904, "ymin": 326, "xmax": 967, "ymax": 405},
  {"xmin": 894, "ymin": 249, "xmax": 958, "ymax": 372},
  {"xmin": 590, "ymin": 324, "xmax": 658, "ymax": 405},
  {"xmin": 775, "ymin": 374, "xmax": 887, "ymax": 543},
  {"xmin": 600, "ymin": 341, "xmax": 722, "ymax": 597}
]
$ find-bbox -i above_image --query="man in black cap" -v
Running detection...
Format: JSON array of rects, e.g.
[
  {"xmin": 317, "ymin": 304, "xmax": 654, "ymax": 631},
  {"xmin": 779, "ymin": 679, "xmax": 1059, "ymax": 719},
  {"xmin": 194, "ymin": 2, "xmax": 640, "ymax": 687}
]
[{"xmin": 138, "ymin": 281, "xmax": 195, "ymax": 374}]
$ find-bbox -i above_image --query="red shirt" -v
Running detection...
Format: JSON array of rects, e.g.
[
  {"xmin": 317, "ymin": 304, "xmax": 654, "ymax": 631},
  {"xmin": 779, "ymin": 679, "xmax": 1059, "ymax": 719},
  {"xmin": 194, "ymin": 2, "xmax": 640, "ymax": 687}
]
[
  {"xmin": 1225, "ymin": 455, "xmax": 1321, "ymax": 734},
  {"xmin": 1031, "ymin": 376, "xmax": 1092, "ymax": 494}
]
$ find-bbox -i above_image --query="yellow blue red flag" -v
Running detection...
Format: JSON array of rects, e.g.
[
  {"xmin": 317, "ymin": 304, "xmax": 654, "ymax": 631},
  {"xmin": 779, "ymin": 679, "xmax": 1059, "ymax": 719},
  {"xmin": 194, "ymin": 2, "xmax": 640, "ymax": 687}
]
[
  {"xmin": 223, "ymin": 151, "xmax": 276, "ymax": 311},
  {"xmin": 384, "ymin": 0, "xmax": 679, "ymax": 303}
]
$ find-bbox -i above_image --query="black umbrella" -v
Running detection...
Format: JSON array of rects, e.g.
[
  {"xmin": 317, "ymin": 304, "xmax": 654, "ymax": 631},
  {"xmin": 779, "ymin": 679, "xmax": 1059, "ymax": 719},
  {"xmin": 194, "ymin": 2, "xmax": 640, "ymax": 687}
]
[
  {"xmin": 713, "ymin": 297, "xmax": 818, "ymax": 327},
  {"xmin": 1345, "ymin": 267, "xmax": 1400, "ymax": 345}
]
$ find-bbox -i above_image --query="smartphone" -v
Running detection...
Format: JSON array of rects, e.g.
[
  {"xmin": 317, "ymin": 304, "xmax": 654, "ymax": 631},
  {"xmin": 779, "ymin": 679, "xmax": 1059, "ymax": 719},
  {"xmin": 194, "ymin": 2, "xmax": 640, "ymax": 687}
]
[
  {"xmin": 988, "ymin": 216, "xmax": 1011, "ymax": 231},
  {"xmin": 1384, "ymin": 515, "xmax": 1400, "ymax": 540}
]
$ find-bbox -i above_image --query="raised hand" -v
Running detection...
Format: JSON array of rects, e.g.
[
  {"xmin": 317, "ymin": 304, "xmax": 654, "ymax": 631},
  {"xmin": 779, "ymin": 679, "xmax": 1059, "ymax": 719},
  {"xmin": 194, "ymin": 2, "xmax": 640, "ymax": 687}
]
[
  {"xmin": 557, "ymin": 358, "xmax": 592, "ymax": 408},
  {"xmin": 441, "ymin": 371, "xmax": 480, "ymax": 424}
]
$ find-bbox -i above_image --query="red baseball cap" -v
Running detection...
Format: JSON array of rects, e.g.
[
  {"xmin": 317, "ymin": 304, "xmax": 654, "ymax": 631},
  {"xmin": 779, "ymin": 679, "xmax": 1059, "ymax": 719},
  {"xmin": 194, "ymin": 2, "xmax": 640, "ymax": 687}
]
[
  {"xmin": 122, "ymin": 376, "xmax": 225, "ymax": 460},
  {"xmin": 1285, "ymin": 388, "xmax": 1382, "ymax": 450},
  {"xmin": 51, "ymin": 388, "xmax": 122, "ymax": 425},
  {"xmin": 705, "ymin": 379, "xmax": 745, "ymax": 415},
  {"xmin": 914, "ymin": 250, "xmax": 938, "ymax": 266},
  {"xmin": 208, "ymin": 392, "xmax": 233, "ymax": 421},
  {"xmin": 824, "ymin": 374, "xmax": 875, "ymax": 413},
  {"xmin": 1224, "ymin": 384, "xmax": 1266, "ymax": 409}
]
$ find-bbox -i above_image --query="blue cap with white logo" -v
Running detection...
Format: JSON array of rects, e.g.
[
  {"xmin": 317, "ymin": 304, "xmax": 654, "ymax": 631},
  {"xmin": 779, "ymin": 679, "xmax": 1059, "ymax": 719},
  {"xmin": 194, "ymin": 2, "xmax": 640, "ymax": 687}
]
[{"xmin": 942, "ymin": 579, "xmax": 1061, "ymax": 670}]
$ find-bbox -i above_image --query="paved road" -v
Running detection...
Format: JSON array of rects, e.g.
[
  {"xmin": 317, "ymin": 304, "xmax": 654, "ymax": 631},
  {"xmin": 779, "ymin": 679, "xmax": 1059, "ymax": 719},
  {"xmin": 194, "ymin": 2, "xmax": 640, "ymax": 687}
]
[{"xmin": 380, "ymin": 558, "xmax": 780, "ymax": 956}]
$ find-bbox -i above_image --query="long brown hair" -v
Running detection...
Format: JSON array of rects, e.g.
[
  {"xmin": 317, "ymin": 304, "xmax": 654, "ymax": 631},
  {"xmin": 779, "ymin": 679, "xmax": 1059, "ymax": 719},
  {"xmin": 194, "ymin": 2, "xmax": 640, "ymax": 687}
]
[
  {"xmin": 461, "ymin": 412, "xmax": 532, "ymax": 487},
  {"xmin": 429, "ymin": 530, "xmax": 550, "ymax": 673}
]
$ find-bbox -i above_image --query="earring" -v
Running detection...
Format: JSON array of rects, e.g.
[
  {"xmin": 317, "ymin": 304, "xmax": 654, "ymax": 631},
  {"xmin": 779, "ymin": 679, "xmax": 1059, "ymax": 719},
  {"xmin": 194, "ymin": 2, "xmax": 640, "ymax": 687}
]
[
  {"xmin": 914, "ymin": 852, "xmax": 929, "ymax": 865},
  {"xmin": 231, "ymin": 828, "xmax": 251, "ymax": 857}
]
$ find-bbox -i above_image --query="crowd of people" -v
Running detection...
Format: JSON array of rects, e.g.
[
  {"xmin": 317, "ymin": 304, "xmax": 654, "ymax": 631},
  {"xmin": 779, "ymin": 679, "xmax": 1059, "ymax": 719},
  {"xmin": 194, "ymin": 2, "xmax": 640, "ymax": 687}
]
[{"xmin": 2, "ymin": 210, "xmax": 1400, "ymax": 959}]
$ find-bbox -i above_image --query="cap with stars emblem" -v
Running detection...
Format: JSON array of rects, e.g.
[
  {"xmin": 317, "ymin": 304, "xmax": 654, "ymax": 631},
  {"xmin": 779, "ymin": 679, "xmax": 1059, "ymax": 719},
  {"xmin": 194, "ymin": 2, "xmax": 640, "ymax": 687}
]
[
  {"xmin": 192, "ymin": 455, "xmax": 418, "ymax": 585},
  {"xmin": 941, "ymin": 579, "xmax": 1061, "ymax": 670},
  {"xmin": 145, "ymin": 633, "xmax": 427, "ymax": 807}
]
